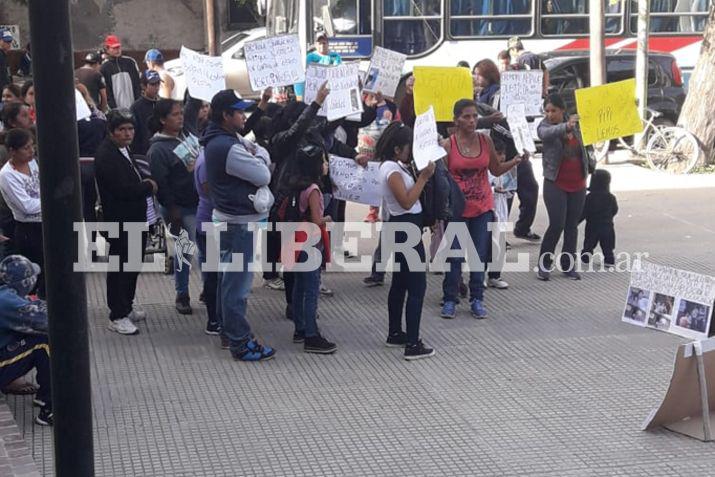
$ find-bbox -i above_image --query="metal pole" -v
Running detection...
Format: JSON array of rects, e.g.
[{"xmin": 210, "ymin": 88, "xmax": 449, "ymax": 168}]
[
  {"xmin": 205, "ymin": 0, "xmax": 220, "ymax": 55},
  {"xmin": 589, "ymin": 0, "xmax": 606, "ymax": 86},
  {"xmin": 27, "ymin": 1, "xmax": 94, "ymax": 476},
  {"xmin": 635, "ymin": 0, "xmax": 650, "ymax": 148}
]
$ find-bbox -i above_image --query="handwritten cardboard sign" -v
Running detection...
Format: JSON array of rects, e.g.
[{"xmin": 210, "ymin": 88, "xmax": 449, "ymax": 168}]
[
  {"xmin": 180, "ymin": 46, "xmax": 226, "ymax": 102},
  {"xmin": 304, "ymin": 62, "xmax": 363, "ymax": 121},
  {"xmin": 575, "ymin": 78, "xmax": 643, "ymax": 146},
  {"xmin": 506, "ymin": 103, "xmax": 536, "ymax": 154},
  {"xmin": 362, "ymin": 47, "xmax": 407, "ymax": 99},
  {"xmin": 413, "ymin": 66, "xmax": 473, "ymax": 122},
  {"xmin": 413, "ymin": 106, "xmax": 447, "ymax": 170},
  {"xmin": 500, "ymin": 70, "xmax": 543, "ymax": 117},
  {"xmin": 329, "ymin": 155, "xmax": 382, "ymax": 206},
  {"xmin": 244, "ymin": 34, "xmax": 305, "ymax": 91},
  {"xmin": 623, "ymin": 259, "xmax": 715, "ymax": 340}
]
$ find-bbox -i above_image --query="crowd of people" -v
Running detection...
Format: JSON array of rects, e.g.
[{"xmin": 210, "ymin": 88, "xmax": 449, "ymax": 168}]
[{"xmin": 0, "ymin": 30, "xmax": 622, "ymax": 425}]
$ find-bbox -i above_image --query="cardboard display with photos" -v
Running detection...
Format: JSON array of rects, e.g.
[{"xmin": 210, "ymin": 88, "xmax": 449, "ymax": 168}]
[
  {"xmin": 304, "ymin": 62, "xmax": 363, "ymax": 121},
  {"xmin": 362, "ymin": 47, "xmax": 407, "ymax": 99}
]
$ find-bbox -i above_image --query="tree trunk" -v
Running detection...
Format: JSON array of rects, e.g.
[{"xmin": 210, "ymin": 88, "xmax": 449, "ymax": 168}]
[{"xmin": 678, "ymin": 4, "xmax": 715, "ymax": 164}]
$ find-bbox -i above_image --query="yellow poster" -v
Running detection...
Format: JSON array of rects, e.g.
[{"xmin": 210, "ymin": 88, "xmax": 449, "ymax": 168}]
[
  {"xmin": 575, "ymin": 78, "xmax": 643, "ymax": 146},
  {"xmin": 413, "ymin": 66, "xmax": 474, "ymax": 122}
]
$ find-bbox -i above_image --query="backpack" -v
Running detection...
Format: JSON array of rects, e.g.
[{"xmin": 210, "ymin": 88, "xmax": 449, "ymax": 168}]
[
  {"xmin": 419, "ymin": 160, "xmax": 456, "ymax": 227},
  {"xmin": 275, "ymin": 190, "xmax": 305, "ymax": 222}
]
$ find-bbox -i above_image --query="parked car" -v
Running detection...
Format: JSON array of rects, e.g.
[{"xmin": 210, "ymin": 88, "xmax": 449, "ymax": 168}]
[{"xmin": 541, "ymin": 49, "xmax": 686, "ymax": 127}]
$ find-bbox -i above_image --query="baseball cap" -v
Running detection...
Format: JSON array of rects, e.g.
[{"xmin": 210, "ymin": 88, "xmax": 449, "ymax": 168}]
[
  {"xmin": 315, "ymin": 31, "xmax": 328, "ymax": 42},
  {"xmin": 210, "ymin": 89, "xmax": 254, "ymax": 115},
  {"xmin": 507, "ymin": 36, "xmax": 523, "ymax": 50},
  {"xmin": 1, "ymin": 31, "xmax": 13, "ymax": 44},
  {"xmin": 142, "ymin": 70, "xmax": 162, "ymax": 84},
  {"xmin": 0, "ymin": 255, "xmax": 40, "ymax": 289},
  {"xmin": 84, "ymin": 51, "xmax": 101, "ymax": 64},
  {"xmin": 145, "ymin": 48, "xmax": 164, "ymax": 63},
  {"xmin": 104, "ymin": 35, "xmax": 121, "ymax": 48}
]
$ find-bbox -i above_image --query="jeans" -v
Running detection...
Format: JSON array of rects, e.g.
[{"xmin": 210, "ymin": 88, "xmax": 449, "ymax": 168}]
[
  {"xmin": 539, "ymin": 180, "xmax": 586, "ymax": 271},
  {"xmin": 196, "ymin": 232, "xmax": 220, "ymax": 327},
  {"xmin": 369, "ymin": 230, "xmax": 386, "ymax": 281},
  {"xmin": 160, "ymin": 206, "xmax": 197, "ymax": 295},
  {"xmin": 219, "ymin": 223, "xmax": 256, "ymax": 350},
  {"xmin": 442, "ymin": 210, "xmax": 494, "ymax": 303},
  {"xmin": 292, "ymin": 251, "xmax": 321, "ymax": 337},
  {"xmin": 386, "ymin": 213, "xmax": 426, "ymax": 346}
]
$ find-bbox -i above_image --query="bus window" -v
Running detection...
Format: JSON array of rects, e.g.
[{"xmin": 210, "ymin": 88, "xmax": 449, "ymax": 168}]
[
  {"xmin": 541, "ymin": 0, "xmax": 622, "ymax": 36},
  {"xmin": 629, "ymin": 0, "xmax": 708, "ymax": 33},
  {"xmin": 384, "ymin": 0, "xmax": 442, "ymax": 55},
  {"xmin": 313, "ymin": 0, "xmax": 362, "ymax": 35},
  {"xmin": 450, "ymin": 0, "xmax": 533, "ymax": 37}
]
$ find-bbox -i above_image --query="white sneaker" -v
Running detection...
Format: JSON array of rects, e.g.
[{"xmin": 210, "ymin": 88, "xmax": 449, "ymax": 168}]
[
  {"xmin": 487, "ymin": 278, "xmax": 509, "ymax": 289},
  {"xmin": 108, "ymin": 317, "xmax": 139, "ymax": 335},
  {"xmin": 263, "ymin": 277, "xmax": 285, "ymax": 291},
  {"xmin": 128, "ymin": 308, "xmax": 147, "ymax": 322}
]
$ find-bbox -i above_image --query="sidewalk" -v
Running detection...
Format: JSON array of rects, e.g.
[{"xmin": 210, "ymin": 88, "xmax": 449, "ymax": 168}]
[{"xmin": 5, "ymin": 183, "xmax": 715, "ymax": 476}]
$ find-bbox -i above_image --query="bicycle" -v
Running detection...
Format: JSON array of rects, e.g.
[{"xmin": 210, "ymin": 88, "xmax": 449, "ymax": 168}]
[{"xmin": 592, "ymin": 108, "xmax": 700, "ymax": 174}]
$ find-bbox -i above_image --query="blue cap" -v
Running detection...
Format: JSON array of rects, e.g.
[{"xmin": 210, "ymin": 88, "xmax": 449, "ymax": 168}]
[
  {"xmin": 0, "ymin": 255, "xmax": 40, "ymax": 288},
  {"xmin": 142, "ymin": 69, "xmax": 162, "ymax": 84},
  {"xmin": 144, "ymin": 48, "xmax": 164, "ymax": 63},
  {"xmin": 1, "ymin": 31, "xmax": 13, "ymax": 44},
  {"xmin": 210, "ymin": 89, "xmax": 254, "ymax": 113}
]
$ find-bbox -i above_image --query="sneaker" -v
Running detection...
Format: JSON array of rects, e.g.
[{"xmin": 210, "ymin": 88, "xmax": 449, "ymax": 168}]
[
  {"xmin": 293, "ymin": 331, "xmax": 305, "ymax": 343},
  {"xmin": 363, "ymin": 209, "xmax": 379, "ymax": 223},
  {"xmin": 363, "ymin": 275, "xmax": 384, "ymax": 287},
  {"xmin": 32, "ymin": 398, "xmax": 46, "ymax": 408},
  {"xmin": 404, "ymin": 340, "xmax": 435, "ymax": 361},
  {"xmin": 108, "ymin": 317, "xmax": 139, "ymax": 335},
  {"xmin": 220, "ymin": 335, "xmax": 230, "ymax": 350},
  {"xmin": 343, "ymin": 250, "xmax": 356, "ymax": 259},
  {"xmin": 458, "ymin": 281, "xmax": 468, "ymax": 298},
  {"xmin": 514, "ymin": 231, "xmax": 541, "ymax": 241},
  {"xmin": 506, "ymin": 241, "xmax": 512, "ymax": 250},
  {"xmin": 231, "ymin": 339, "xmax": 275, "ymax": 361},
  {"xmin": 304, "ymin": 334, "xmax": 337, "ymax": 354},
  {"xmin": 199, "ymin": 291, "xmax": 205, "ymax": 303},
  {"xmin": 470, "ymin": 299, "xmax": 488, "ymax": 319},
  {"xmin": 263, "ymin": 277, "xmax": 285, "ymax": 291},
  {"xmin": 385, "ymin": 331, "xmax": 408, "ymax": 348},
  {"xmin": 205, "ymin": 321, "xmax": 221, "ymax": 335},
  {"xmin": 127, "ymin": 308, "xmax": 147, "ymax": 322},
  {"xmin": 536, "ymin": 267, "xmax": 551, "ymax": 281},
  {"xmin": 319, "ymin": 285, "xmax": 334, "ymax": 297},
  {"xmin": 175, "ymin": 293, "xmax": 192, "ymax": 315},
  {"xmin": 563, "ymin": 270, "xmax": 582, "ymax": 280},
  {"xmin": 35, "ymin": 407, "xmax": 53, "ymax": 426},
  {"xmin": 440, "ymin": 301, "xmax": 457, "ymax": 319},
  {"xmin": 487, "ymin": 278, "xmax": 509, "ymax": 289}
]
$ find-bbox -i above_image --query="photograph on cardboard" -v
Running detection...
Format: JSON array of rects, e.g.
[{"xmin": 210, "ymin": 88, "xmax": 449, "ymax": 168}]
[
  {"xmin": 647, "ymin": 293, "xmax": 675, "ymax": 330},
  {"xmin": 623, "ymin": 287, "xmax": 650, "ymax": 325},
  {"xmin": 675, "ymin": 299, "xmax": 711, "ymax": 334}
]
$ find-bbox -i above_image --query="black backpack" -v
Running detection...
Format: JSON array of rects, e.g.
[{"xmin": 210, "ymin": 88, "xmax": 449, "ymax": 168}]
[{"xmin": 275, "ymin": 190, "xmax": 306, "ymax": 223}]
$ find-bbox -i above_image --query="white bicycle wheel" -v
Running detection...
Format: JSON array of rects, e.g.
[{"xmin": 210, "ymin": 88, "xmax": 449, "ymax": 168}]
[
  {"xmin": 645, "ymin": 127, "xmax": 700, "ymax": 174},
  {"xmin": 592, "ymin": 140, "xmax": 610, "ymax": 162}
]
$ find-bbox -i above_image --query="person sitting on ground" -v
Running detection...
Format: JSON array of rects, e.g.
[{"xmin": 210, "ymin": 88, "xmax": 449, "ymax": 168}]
[
  {"xmin": 1, "ymin": 84, "xmax": 22, "ymax": 109},
  {"xmin": 0, "ymin": 31, "xmax": 13, "ymax": 92},
  {"xmin": 0, "ymin": 254, "xmax": 53, "ymax": 426}
]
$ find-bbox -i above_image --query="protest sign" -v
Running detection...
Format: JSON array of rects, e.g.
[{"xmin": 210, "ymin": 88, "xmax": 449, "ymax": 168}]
[
  {"xmin": 505, "ymin": 103, "xmax": 536, "ymax": 154},
  {"xmin": 623, "ymin": 259, "xmax": 715, "ymax": 340},
  {"xmin": 243, "ymin": 34, "xmax": 305, "ymax": 91},
  {"xmin": 75, "ymin": 89, "xmax": 92, "ymax": 121},
  {"xmin": 329, "ymin": 155, "xmax": 382, "ymax": 206},
  {"xmin": 412, "ymin": 106, "xmax": 446, "ymax": 170},
  {"xmin": 180, "ymin": 46, "xmax": 226, "ymax": 102},
  {"xmin": 362, "ymin": 47, "xmax": 407, "ymax": 98},
  {"xmin": 304, "ymin": 62, "xmax": 363, "ymax": 121},
  {"xmin": 575, "ymin": 78, "xmax": 643, "ymax": 146},
  {"xmin": 413, "ymin": 67, "xmax": 473, "ymax": 122},
  {"xmin": 500, "ymin": 70, "xmax": 543, "ymax": 116}
]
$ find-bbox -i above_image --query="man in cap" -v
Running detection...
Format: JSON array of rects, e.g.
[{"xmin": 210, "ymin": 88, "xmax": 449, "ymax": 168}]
[
  {"xmin": 100, "ymin": 34, "xmax": 141, "ymax": 109},
  {"xmin": 75, "ymin": 51, "xmax": 108, "ymax": 112},
  {"xmin": 507, "ymin": 36, "xmax": 549, "ymax": 96},
  {"xmin": 144, "ymin": 48, "xmax": 176, "ymax": 100},
  {"xmin": 0, "ymin": 255, "xmax": 52, "ymax": 426},
  {"xmin": 200, "ymin": 89, "xmax": 275, "ymax": 362},
  {"xmin": 294, "ymin": 31, "xmax": 342, "ymax": 100},
  {"xmin": 0, "ymin": 30, "xmax": 13, "ymax": 91},
  {"xmin": 130, "ymin": 70, "xmax": 162, "ymax": 155}
]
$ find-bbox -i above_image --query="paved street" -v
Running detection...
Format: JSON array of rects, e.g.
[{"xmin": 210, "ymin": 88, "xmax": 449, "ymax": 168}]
[{"xmin": 3, "ymin": 163, "xmax": 715, "ymax": 476}]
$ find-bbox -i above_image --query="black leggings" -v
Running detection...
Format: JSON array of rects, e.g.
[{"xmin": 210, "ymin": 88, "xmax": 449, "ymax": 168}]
[{"xmin": 14, "ymin": 222, "xmax": 45, "ymax": 298}]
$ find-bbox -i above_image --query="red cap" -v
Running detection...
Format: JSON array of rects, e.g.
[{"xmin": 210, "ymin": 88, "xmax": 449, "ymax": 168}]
[{"xmin": 104, "ymin": 35, "xmax": 121, "ymax": 48}]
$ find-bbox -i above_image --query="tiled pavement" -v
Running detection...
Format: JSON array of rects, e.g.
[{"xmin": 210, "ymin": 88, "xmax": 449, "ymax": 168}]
[{"xmin": 4, "ymin": 183, "xmax": 715, "ymax": 476}]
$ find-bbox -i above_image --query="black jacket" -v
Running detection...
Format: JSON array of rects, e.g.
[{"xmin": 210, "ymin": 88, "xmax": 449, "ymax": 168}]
[
  {"xmin": 94, "ymin": 138, "xmax": 154, "ymax": 223},
  {"xmin": 0, "ymin": 50, "xmax": 10, "ymax": 91},
  {"xmin": 100, "ymin": 56, "xmax": 141, "ymax": 109},
  {"xmin": 581, "ymin": 170, "xmax": 618, "ymax": 225},
  {"xmin": 147, "ymin": 133, "xmax": 199, "ymax": 210},
  {"xmin": 130, "ymin": 96, "xmax": 157, "ymax": 156}
]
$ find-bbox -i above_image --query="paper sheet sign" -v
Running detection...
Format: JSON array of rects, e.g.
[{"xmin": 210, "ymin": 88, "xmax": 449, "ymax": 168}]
[
  {"xmin": 413, "ymin": 66, "xmax": 473, "ymax": 122},
  {"xmin": 500, "ymin": 70, "xmax": 543, "ymax": 116},
  {"xmin": 75, "ymin": 89, "xmax": 92, "ymax": 121},
  {"xmin": 304, "ymin": 62, "xmax": 363, "ymax": 121},
  {"xmin": 413, "ymin": 106, "xmax": 447, "ymax": 170},
  {"xmin": 180, "ymin": 46, "xmax": 226, "ymax": 102},
  {"xmin": 505, "ymin": 103, "xmax": 536, "ymax": 154},
  {"xmin": 329, "ymin": 155, "xmax": 382, "ymax": 206},
  {"xmin": 575, "ymin": 78, "xmax": 643, "ymax": 146},
  {"xmin": 363, "ymin": 47, "xmax": 407, "ymax": 99},
  {"xmin": 243, "ymin": 34, "xmax": 305, "ymax": 91}
]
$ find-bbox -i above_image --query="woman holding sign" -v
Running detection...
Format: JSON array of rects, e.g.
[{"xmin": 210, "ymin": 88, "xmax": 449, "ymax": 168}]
[
  {"xmin": 440, "ymin": 100, "xmax": 521, "ymax": 320},
  {"xmin": 536, "ymin": 94, "xmax": 589, "ymax": 281}
]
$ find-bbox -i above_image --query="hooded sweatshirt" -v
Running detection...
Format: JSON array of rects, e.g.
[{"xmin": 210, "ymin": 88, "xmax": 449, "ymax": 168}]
[
  {"xmin": 147, "ymin": 132, "xmax": 200, "ymax": 211},
  {"xmin": 581, "ymin": 169, "xmax": 618, "ymax": 225},
  {"xmin": 100, "ymin": 55, "xmax": 141, "ymax": 109}
]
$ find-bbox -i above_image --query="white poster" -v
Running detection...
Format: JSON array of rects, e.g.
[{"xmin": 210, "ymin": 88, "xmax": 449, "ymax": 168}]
[
  {"xmin": 75, "ymin": 89, "xmax": 92, "ymax": 121},
  {"xmin": 506, "ymin": 103, "xmax": 537, "ymax": 154},
  {"xmin": 500, "ymin": 70, "xmax": 543, "ymax": 116},
  {"xmin": 624, "ymin": 259, "xmax": 715, "ymax": 340},
  {"xmin": 412, "ymin": 106, "xmax": 446, "ymax": 170},
  {"xmin": 329, "ymin": 155, "xmax": 382, "ymax": 206},
  {"xmin": 180, "ymin": 46, "xmax": 226, "ymax": 102},
  {"xmin": 362, "ymin": 47, "xmax": 407, "ymax": 99},
  {"xmin": 304, "ymin": 62, "xmax": 363, "ymax": 121},
  {"xmin": 243, "ymin": 34, "xmax": 305, "ymax": 91}
]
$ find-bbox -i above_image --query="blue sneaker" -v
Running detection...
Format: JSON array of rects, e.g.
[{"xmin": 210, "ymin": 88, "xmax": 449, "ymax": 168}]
[
  {"xmin": 440, "ymin": 300, "xmax": 456, "ymax": 319},
  {"xmin": 470, "ymin": 299, "xmax": 487, "ymax": 319},
  {"xmin": 232, "ymin": 339, "xmax": 276, "ymax": 362}
]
